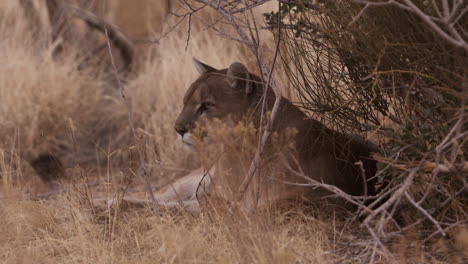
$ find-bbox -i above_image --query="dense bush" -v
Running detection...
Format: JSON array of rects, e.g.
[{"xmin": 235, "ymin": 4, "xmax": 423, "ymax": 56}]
[{"xmin": 264, "ymin": 0, "xmax": 467, "ymax": 244}]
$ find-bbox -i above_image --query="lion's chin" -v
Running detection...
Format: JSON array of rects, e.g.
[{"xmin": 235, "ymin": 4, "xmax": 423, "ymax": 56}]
[
  {"xmin": 182, "ymin": 141, "xmax": 196, "ymax": 152},
  {"xmin": 178, "ymin": 132, "xmax": 218, "ymax": 152},
  {"xmin": 178, "ymin": 133, "xmax": 197, "ymax": 152}
]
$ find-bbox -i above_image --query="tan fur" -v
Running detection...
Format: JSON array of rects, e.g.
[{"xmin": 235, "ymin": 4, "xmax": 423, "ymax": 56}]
[{"xmin": 109, "ymin": 59, "xmax": 379, "ymax": 213}]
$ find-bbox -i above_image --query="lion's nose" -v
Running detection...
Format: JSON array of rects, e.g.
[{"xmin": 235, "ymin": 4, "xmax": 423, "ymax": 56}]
[{"xmin": 174, "ymin": 124, "xmax": 187, "ymax": 136}]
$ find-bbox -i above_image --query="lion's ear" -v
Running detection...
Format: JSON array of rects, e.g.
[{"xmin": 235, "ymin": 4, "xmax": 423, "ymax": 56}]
[
  {"xmin": 226, "ymin": 62, "xmax": 253, "ymax": 94},
  {"xmin": 192, "ymin": 58, "xmax": 217, "ymax": 75}
]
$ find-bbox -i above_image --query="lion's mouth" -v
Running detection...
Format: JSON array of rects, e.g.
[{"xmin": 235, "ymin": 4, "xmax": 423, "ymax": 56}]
[
  {"xmin": 182, "ymin": 139, "xmax": 195, "ymax": 147},
  {"xmin": 177, "ymin": 133, "xmax": 196, "ymax": 151}
]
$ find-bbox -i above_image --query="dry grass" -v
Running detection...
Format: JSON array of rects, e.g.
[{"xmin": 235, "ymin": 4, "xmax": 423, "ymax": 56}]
[
  {"xmin": 0, "ymin": 187, "xmax": 332, "ymax": 263},
  {"xmin": 0, "ymin": 1, "xmax": 466, "ymax": 263}
]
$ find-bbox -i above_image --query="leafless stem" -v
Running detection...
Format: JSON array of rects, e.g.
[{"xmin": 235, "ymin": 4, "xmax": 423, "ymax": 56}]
[
  {"xmin": 102, "ymin": 7, "xmax": 157, "ymax": 206},
  {"xmin": 240, "ymin": 0, "xmax": 283, "ymax": 196},
  {"xmin": 404, "ymin": 191, "xmax": 446, "ymax": 236},
  {"xmin": 188, "ymin": 1, "xmax": 284, "ymax": 199}
]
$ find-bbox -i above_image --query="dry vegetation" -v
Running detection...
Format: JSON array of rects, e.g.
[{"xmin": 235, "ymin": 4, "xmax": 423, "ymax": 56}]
[
  {"xmin": 0, "ymin": 0, "xmax": 466, "ymax": 263},
  {"xmin": 0, "ymin": 1, "xmax": 329, "ymax": 263}
]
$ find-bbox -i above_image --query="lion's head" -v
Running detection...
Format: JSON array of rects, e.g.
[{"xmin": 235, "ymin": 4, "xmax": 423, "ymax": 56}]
[{"xmin": 174, "ymin": 59, "xmax": 259, "ymax": 149}]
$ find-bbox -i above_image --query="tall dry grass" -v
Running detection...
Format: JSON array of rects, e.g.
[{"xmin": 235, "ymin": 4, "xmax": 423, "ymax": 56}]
[
  {"xmin": 0, "ymin": 1, "xmax": 331, "ymax": 263},
  {"xmin": 0, "ymin": 1, "xmax": 465, "ymax": 263}
]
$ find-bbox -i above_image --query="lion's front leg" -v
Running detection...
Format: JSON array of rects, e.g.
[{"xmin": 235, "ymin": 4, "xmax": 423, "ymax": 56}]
[
  {"xmin": 156, "ymin": 167, "xmax": 212, "ymax": 202},
  {"xmin": 95, "ymin": 167, "xmax": 214, "ymax": 214}
]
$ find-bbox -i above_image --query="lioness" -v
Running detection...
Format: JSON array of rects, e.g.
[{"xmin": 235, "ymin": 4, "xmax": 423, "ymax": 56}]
[{"xmin": 106, "ymin": 59, "xmax": 379, "ymax": 213}]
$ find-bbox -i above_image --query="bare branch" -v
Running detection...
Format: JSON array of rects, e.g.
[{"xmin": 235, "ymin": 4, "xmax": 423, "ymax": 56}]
[
  {"xmin": 101, "ymin": 7, "xmax": 157, "ymax": 206},
  {"xmin": 240, "ymin": 1, "xmax": 283, "ymax": 195},
  {"xmin": 404, "ymin": 191, "xmax": 446, "ymax": 236},
  {"xmin": 190, "ymin": 0, "xmax": 285, "ymax": 200}
]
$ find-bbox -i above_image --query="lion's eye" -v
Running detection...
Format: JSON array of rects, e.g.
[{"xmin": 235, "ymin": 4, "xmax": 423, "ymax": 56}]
[{"xmin": 200, "ymin": 102, "xmax": 214, "ymax": 111}]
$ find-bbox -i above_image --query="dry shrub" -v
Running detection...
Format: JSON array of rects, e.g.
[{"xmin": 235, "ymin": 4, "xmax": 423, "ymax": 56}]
[
  {"xmin": 187, "ymin": 119, "xmax": 306, "ymax": 213},
  {"xmin": 266, "ymin": 0, "xmax": 467, "ymax": 260},
  {"xmin": 276, "ymin": 1, "xmax": 466, "ymax": 129},
  {"xmin": 0, "ymin": 1, "xmax": 132, "ymax": 172}
]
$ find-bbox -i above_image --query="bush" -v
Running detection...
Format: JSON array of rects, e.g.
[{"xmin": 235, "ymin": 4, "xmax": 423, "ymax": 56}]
[{"xmin": 265, "ymin": 0, "xmax": 467, "ymax": 252}]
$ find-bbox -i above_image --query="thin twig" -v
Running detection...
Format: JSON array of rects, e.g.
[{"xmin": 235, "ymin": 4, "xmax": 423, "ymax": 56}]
[
  {"xmin": 102, "ymin": 15, "xmax": 157, "ymax": 206},
  {"xmin": 239, "ymin": 0, "xmax": 283, "ymax": 195},
  {"xmin": 404, "ymin": 191, "xmax": 446, "ymax": 236}
]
